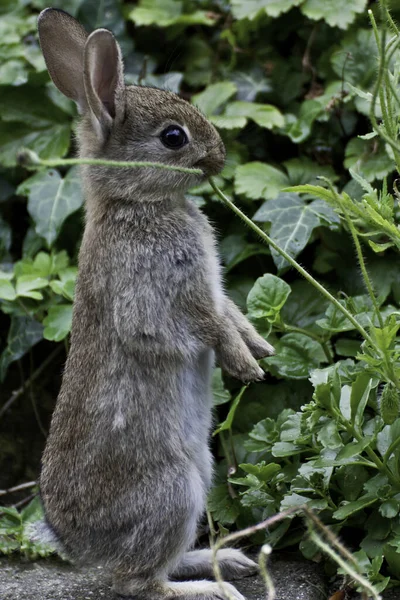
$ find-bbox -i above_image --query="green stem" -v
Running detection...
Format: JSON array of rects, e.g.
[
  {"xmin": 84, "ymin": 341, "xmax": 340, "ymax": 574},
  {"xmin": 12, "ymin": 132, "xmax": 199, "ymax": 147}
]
[
  {"xmin": 322, "ymin": 179, "xmax": 384, "ymax": 330},
  {"xmin": 209, "ymin": 178, "xmax": 375, "ymax": 347},
  {"xmin": 369, "ymin": 9, "xmax": 400, "ymax": 171},
  {"xmin": 21, "ymin": 151, "xmax": 203, "ymax": 176}
]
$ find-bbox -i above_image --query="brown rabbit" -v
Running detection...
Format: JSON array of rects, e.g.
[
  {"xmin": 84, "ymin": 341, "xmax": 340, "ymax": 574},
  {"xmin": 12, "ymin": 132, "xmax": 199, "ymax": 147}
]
[{"xmin": 37, "ymin": 8, "xmax": 275, "ymax": 600}]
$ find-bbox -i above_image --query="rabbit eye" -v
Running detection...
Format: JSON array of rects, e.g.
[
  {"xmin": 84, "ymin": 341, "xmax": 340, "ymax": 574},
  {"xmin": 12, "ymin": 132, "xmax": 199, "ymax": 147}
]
[{"xmin": 160, "ymin": 125, "xmax": 188, "ymax": 149}]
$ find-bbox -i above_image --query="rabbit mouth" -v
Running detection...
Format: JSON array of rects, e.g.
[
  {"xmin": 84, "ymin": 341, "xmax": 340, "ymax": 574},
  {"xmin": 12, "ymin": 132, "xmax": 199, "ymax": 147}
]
[{"xmin": 193, "ymin": 154, "xmax": 225, "ymax": 177}]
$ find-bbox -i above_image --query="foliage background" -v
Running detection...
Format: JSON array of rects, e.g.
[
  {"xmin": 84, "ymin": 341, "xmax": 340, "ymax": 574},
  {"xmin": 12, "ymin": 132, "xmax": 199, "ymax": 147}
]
[{"xmin": 2, "ymin": 0, "xmax": 400, "ymax": 592}]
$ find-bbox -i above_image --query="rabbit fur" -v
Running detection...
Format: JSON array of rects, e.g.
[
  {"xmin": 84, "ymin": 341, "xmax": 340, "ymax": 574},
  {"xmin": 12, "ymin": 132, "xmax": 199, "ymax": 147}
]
[{"xmin": 37, "ymin": 8, "xmax": 275, "ymax": 600}]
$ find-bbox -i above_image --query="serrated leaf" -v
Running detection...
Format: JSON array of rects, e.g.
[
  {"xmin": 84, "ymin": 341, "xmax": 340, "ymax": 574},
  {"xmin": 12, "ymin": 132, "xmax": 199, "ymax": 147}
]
[
  {"xmin": 253, "ymin": 193, "xmax": 321, "ymax": 270},
  {"xmin": 192, "ymin": 82, "xmax": 237, "ymax": 116},
  {"xmin": 247, "ymin": 273, "xmax": 291, "ymax": 322},
  {"xmin": 43, "ymin": 304, "xmax": 73, "ymax": 342},
  {"xmin": 266, "ymin": 333, "xmax": 326, "ymax": 380},
  {"xmin": 231, "ymin": 0, "xmax": 302, "ymax": 20},
  {"xmin": 0, "ymin": 315, "xmax": 43, "ymax": 381},
  {"xmin": 207, "ymin": 484, "xmax": 240, "ymax": 525},
  {"xmin": 17, "ymin": 167, "xmax": 83, "ymax": 247},
  {"xmin": 235, "ymin": 162, "xmax": 289, "ymax": 201},
  {"xmin": 301, "ymin": 0, "xmax": 368, "ymax": 29}
]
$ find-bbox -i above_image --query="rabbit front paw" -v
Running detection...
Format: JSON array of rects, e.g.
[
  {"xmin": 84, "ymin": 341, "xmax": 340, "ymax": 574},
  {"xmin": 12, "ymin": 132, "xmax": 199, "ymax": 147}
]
[{"xmin": 217, "ymin": 345, "xmax": 266, "ymax": 383}]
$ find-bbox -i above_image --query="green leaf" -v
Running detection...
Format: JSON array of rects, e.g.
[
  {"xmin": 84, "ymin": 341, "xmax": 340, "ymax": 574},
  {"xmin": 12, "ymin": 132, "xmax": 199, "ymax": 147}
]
[
  {"xmin": 239, "ymin": 462, "xmax": 281, "ymax": 482},
  {"xmin": 283, "ymin": 158, "xmax": 338, "ymax": 186},
  {"xmin": 0, "ymin": 315, "xmax": 43, "ymax": 381},
  {"xmin": 235, "ymin": 163, "xmax": 289, "ymax": 201},
  {"xmin": 0, "ymin": 279, "xmax": 16, "ymax": 301},
  {"xmin": 224, "ymin": 101, "xmax": 284, "ymax": 129},
  {"xmin": 301, "ymin": 0, "xmax": 368, "ymax": 29},
  {"xmin": 214, "ymin": 386, "xmax": 247, "ymax": 435},
  {"xmin": 212, "ymin": 368, "xmax": 231, "ymax": 406},
  {"xmin": 247, "ymin": 274, "xmax": 291, "ymax": 322},
  {"xmin": 219, "ymin": 234, "xmax": 270, "ymax": 272},
  {"xmin": 379, "ymin": 499, "xmax": 400, "ymax": 519},
  {"xmin": 128, "ymin": 0, "xmax": 216, "ymax": 27},
  {"xmin": 266, "ymin": 333, "xmax": 326, "ymax": 380},
  {"xmin": 350, "ymin": 373, "xmax": 373, "ymax": 432},
  {"xmin": 333, "ymin": 494, "xmax": 377, "ymax": 520},
  {"xmin": 253, "ymin": 193, "xmax": 324, "ymax": 270},
  {"xmin": 192, "ymin": 82, "xmax": 237, "ymax": 116},
  {"xmin": 207, "ymin": 484, "xmax": 240, "ymax": 525},
  {"xmin": 344, "ymin": 137, "xmax": 395, "ymax": 182},
  {"xmin": 284, "ymin": 99, "xmax": 323, "ymax": 143},
  {"xmin": 43, "ymin": 304, "xmax": 73, "ymax": 342},
  {"xmin": 335, "ymin": 437, "xmax": 373, "ymax": 460},
  {"xmin": 16, "ymin": 275, "xmax": 48, "ymax": 299},
  {"xmin": 18, "ymin": 167, "xmax": 83, "ymax": 247},
  {"xmin": 231, "ymin": 0, "xmax": 302, "ymax": 20},
  {"xmin": 331, "ymin": 29, "xmax": 378, "ymax": 86},
  {"xmin": 0, "ymin": 122, "xmax": 70, "ymax": 167}
]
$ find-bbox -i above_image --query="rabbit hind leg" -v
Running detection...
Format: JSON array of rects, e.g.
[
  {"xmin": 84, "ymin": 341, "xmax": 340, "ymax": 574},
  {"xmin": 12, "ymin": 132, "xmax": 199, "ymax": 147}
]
[{"xmin": 171, "ymin": 549, "xmax": 257, "ymax": 581}]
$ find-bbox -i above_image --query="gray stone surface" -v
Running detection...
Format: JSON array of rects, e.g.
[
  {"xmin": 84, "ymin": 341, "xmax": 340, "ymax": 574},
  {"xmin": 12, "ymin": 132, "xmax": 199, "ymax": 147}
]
[{"xmin": 0, "ymin": 555, "xmax": 327, "ymax": 600}]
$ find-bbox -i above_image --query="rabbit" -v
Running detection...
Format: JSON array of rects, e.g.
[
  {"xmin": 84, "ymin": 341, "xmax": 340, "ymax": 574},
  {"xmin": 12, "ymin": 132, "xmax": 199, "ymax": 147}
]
[{"xmin": 37, "ymin": 8, "xmax": 275, "ymax": 600}]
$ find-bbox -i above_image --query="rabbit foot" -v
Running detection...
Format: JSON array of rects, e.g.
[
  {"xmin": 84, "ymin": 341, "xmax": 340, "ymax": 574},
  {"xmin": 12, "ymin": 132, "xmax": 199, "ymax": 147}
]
[
  {"xmin": 115, "ymin": 579, "xmax": 245, "ymax": 600},
  {"xmin": 172, "ymin": 549, "xmax": 258, "ymax": 581}
]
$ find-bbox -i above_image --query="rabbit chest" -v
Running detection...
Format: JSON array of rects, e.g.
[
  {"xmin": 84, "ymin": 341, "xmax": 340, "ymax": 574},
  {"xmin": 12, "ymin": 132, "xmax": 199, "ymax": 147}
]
[{"xmin": 80, "ymin": 198, "xmax": 224, "ymax": 361}]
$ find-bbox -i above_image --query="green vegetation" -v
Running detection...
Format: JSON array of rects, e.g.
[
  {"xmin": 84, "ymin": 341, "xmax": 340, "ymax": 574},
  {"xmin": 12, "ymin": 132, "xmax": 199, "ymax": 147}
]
[{"xmin": 2, "ymin": 0, "xmax": 400, "ymax": 593}]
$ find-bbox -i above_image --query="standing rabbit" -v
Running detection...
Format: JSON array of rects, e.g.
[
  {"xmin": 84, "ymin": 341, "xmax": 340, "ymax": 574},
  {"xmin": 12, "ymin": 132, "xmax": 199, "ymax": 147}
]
[{"xmin": 38, "ymin": 8, "xmax": 274, "ymax": 600}]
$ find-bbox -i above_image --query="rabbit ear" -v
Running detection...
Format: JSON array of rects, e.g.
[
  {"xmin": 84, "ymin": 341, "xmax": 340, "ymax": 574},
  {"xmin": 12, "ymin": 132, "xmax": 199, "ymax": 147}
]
[
  {"xmin": 38, "ymin": 8, "xmax": 88, "ymax": 112},
  {"xmin": 83, "ymin": 29, "xmax": 125, "ymax": 138}
]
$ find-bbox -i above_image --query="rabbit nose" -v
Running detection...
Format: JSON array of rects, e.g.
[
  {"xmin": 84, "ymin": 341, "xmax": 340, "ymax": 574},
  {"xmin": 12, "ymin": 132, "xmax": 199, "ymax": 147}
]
[{"xmin": 194, "ymin": 147, "xmax": 225, "ymax": 176}]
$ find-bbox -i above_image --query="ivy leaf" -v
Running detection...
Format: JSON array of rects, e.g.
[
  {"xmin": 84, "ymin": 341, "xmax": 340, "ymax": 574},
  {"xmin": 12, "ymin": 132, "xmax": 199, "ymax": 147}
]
[
  {"xmin": 266, "ymin": 333, "xmax": 326, "ymax": 379},
  {"xmin": 301, "ymin": 0, "xmax": 368, "ymax": 29},
  {"xmin": 231, "ymin": 0, "xmax": 302, "ymax": 20},
  {"xmin": 253, "ymin": 193, "xmax": 323, "ymax": 270},
  {"xmin": 192, "ymin": 82, "xmax": 237, "ymax": 116},
  {"xmin": 17, "ymin": 167, "xmax": 83, "ymax": 248},
  {"xmin": 43, "ymin": 304, "xmax": 73, "ymax": 342},
  {"xmin": 235, "ymin": 162, "xmax": 289, "ymax": 201},
  {"xmin": 247, "ymin": 274, "xmax": 291, "ymax": 322},
  {"xmin": 0, "ymin": 315, "xmax": 43, "ymax": 381}
]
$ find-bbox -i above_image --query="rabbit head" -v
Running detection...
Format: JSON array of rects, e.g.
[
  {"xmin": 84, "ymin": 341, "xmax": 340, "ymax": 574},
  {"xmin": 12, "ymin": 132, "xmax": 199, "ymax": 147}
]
[{"xmin": 38, "ymin": 8, "xmax": 225, "ymax": 201}]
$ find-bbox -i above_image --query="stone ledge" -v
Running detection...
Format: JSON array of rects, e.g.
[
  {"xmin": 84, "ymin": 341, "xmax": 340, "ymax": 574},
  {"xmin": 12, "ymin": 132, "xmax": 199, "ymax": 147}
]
[{"xmin": 0, "ymin": 555, "xmax": 327, "ymax": 600}]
